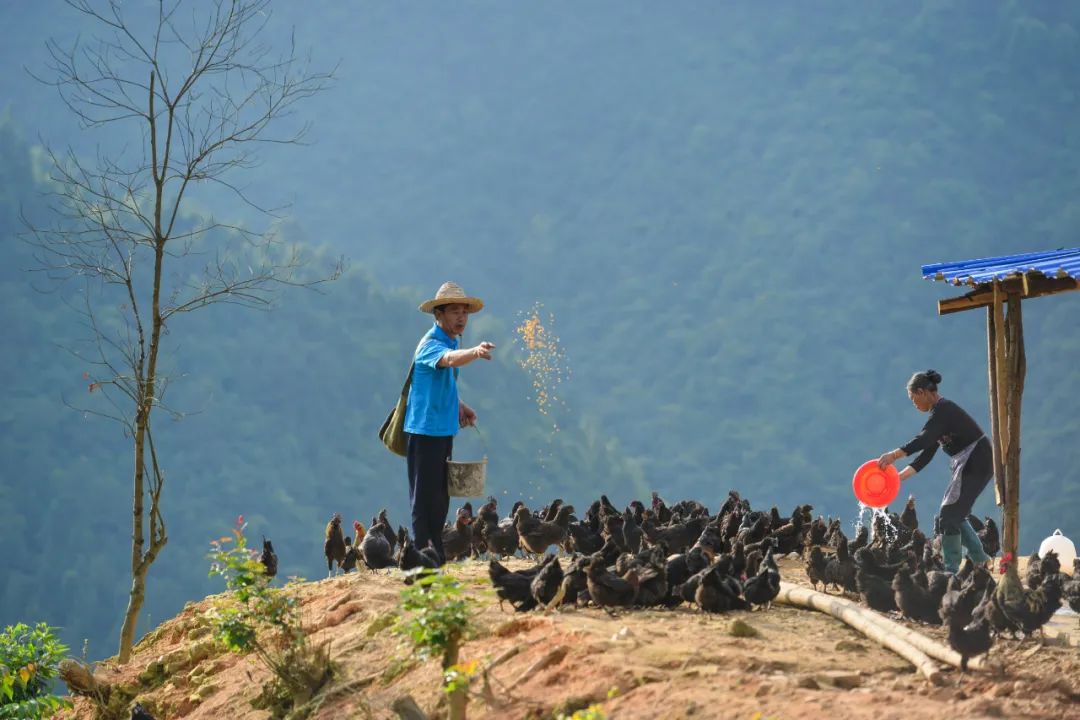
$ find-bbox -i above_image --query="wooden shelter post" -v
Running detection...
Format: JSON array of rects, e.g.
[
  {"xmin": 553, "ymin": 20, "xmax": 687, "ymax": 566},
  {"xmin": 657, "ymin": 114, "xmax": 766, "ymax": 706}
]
[
  {"xmin": 1002, "ymin": 292, "xmax": 1025, "ymax": 558},
  {"xmin": 985, "ymin": 280, "xmax": 1024, "ymax": 558},
  {"xmin": 933, "ymin": 253, "xmax": 1078, "ymax": 559}
]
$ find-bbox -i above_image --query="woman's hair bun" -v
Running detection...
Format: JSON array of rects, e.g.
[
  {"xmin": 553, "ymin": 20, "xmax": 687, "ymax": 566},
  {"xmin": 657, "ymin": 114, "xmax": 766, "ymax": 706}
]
[{"xmin": 926, "ymin": 369, "xmax": 942, "ymax": 385}]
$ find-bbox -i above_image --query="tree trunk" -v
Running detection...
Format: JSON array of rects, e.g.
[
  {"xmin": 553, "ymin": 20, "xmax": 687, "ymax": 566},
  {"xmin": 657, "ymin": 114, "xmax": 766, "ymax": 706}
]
[
  {"xmin": 118, "ymin": 233, "xmax": 168, "ymax": 663},
  {"xmin": 444, "ymin": 632, "xmax": 466, "ymax": 720},
  {"xmin": 118, "ymin": 417, "xmax": 150, "ymax": 663}
]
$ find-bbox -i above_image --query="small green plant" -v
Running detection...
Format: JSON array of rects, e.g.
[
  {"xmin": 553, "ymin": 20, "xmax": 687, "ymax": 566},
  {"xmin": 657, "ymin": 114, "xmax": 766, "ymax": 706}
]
[
  {"xmin": 0, "ymin": 622, "xmax": 73, "ymax": 719},
  {"xmin": 443, "ymin": 660, "xmax": 478, "ymax": 695},
  {"xmin": 207, "ymin": 516, "xmax": 333, "ymax": 719},
  {"xmin": 396, "ymin": 569, "xmax": 475, "ymax": 720},
  {"xmin": 556, "ymin": 705, "xmax": 607, "ymax": 720},
  {"xmin": 397, "ymin": 570, "xmax": 472, "ymax": 664}
]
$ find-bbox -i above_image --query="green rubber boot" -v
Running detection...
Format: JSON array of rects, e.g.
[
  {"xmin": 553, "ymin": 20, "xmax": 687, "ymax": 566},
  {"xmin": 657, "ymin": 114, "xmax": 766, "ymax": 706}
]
[
  {"xmin": 941, "ymin": 532, "xmax": 963, "ymax": 573},
  {"xmin": 959, "ymin": 519, "xmax": 992, "ymax": 564}
]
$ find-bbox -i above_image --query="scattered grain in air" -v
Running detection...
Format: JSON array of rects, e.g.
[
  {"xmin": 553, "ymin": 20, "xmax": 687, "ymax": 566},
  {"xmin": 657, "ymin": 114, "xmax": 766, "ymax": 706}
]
[{"xmin": 514, "ymin": 302, "xmax": 569, "ymax": 420}]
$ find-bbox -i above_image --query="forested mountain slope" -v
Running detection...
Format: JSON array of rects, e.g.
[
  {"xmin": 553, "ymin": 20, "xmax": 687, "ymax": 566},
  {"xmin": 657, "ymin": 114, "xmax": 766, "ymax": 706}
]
[{"xmin": 1, "ymin": 1, "xmax": 1078, "ymax": 660}]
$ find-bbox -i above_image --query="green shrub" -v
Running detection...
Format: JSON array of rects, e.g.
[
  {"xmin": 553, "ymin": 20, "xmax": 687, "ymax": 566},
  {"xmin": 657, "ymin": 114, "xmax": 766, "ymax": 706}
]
[
  {"xmin": 396, "ymin": 569, "xmax": 475, "ymax": 720},
  {"xmin": 0, "ymin": 622, "xmax": 73, "ymax": 719},
  {"xmin": 207, "ymin": 516, "xmax": 333, "ymax": 719},
  {"xmin": 397, "ymin": 570, "xmax": 473, "ymax": 666}
]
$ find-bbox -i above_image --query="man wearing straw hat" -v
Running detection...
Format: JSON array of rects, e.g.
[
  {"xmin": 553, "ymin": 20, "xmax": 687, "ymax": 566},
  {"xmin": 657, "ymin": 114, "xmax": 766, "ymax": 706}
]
[{"xmin": 404, "ymin": 282, "xmax": 495, "ymax": 564}]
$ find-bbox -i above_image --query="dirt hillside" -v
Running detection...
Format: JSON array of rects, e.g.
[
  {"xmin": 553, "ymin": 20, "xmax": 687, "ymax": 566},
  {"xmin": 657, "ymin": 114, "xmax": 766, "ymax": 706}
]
[{"xmin": 59, "ymin": 556, "xmax": 1079, "ymax": 720}]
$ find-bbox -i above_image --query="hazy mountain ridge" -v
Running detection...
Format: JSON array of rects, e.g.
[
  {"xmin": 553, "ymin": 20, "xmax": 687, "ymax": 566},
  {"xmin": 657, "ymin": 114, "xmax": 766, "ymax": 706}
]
[{"xmin": 1, "ymin": 1, "xmax": 1078, "ymax": 660}]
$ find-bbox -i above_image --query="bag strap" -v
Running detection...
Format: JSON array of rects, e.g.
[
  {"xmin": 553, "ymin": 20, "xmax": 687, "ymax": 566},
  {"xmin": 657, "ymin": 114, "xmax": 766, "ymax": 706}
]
[{"xmin": 400, "ymin": 363, "xmax": 415, "ymax": 397}]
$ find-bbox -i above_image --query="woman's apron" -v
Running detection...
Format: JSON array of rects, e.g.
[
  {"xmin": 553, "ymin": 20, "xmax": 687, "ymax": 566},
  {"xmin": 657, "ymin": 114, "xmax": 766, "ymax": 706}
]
[{"xmin": 941, "ymin": 435, "xmax": 986, "ymax": 508}]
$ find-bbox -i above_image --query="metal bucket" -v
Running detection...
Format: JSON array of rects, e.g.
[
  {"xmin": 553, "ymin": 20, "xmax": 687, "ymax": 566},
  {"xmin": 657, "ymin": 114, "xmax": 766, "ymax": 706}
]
[{"xmin": 447, "ymin": 456, "xmax": 487, "ymax": 497}]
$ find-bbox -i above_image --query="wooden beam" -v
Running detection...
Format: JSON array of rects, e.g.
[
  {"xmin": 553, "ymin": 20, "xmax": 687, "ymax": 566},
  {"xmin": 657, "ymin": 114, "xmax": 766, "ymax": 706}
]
[
  {"xmin": 937, "ymin": 274, "xmax": 1079, "ymax": 315},
  {"xmin": 986, "ymin": 306, "xmax": 1005, "ymax": 506},
  {"xmin": 993, "ymin": 281, "xmax": 1009, "ymax": 463}
]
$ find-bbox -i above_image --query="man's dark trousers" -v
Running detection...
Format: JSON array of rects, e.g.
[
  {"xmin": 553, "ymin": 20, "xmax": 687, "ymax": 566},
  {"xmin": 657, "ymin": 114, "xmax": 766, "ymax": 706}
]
[{"xmin": 406, "ymin": 432, "xmax": 453, "ymax": 563}]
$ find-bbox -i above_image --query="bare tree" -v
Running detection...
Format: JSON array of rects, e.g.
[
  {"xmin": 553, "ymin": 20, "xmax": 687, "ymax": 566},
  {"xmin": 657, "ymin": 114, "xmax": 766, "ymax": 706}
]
[{"xmin": 25, "ymin": 0, "xmax": 339, "ymax": 663}]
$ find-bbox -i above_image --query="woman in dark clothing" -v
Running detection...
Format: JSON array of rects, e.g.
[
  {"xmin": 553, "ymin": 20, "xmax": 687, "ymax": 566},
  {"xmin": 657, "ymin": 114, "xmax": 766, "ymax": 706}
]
[{"xmin": 877, "ymin": 369, "xmax": 993, "ymax": 572}]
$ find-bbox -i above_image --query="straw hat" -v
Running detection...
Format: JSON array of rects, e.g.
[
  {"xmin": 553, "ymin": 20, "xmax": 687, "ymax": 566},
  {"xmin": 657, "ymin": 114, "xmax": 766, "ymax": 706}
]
[{"xmin": 418, "ymin": 281, "xmax": 484, "ymax": 314}]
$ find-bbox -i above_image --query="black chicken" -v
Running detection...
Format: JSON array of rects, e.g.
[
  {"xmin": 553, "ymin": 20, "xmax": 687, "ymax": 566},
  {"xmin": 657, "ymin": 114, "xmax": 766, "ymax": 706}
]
[
  {"xmin": 420, "ymin": 541, "xmax": 442, "ymax": 568},
  {"xmin": 892, "ymin": 564, "xmax": 943, "ymax": 625},
  {"xmin": 676, "ymin": 555, "xmax": 734, "ymax": 607},
  {"xmin": 641, "ymin": 515, "xmax": 706, "ymax": 555},
  {"xmin": 743, "ymin": 548, "xmax": 781, "ymax": 610},
  {"xmin": 1027, "ymin": 549, "xmax": 1059, "ymax": 590},
  {"xmin": 586, "ymin": 556, "xmax": 639, "ymax": 609},
  {"xmin": 397, "ymin": 533, "xmax": 439, "ymax": 572},
  {"xmin": 1025, "ymin": 550, "xmax": 1044, "ymax": 589},
  {"xmin": 651, "ymin": 491, "xmax": 673, "ymax": 524},
  {"xmin": 744, "ymin": 537, "xmax": 776, "ymax": 578},
  {"xmin": 598, "ymin": 494, "xmax": 620, "ymax": 522},
  {"xmin": 940, "ymin": 581, "xmax": 993, "ymax": 671},
  {"xmin": 559, "ymin": 556, "xmax": 591, "ymax": 607},
  {"xmin": 621, "ymin": 508, "xmax": 643, "ymax": 555},
  {"xmin": 601, "ymin": 514, "xmax": 628, "ymax": 553},
  {"xmin": 540, "ymin": 498, "xmax": 563, "ymax": 523},
  {"xmin": 324, "ymin": 513, "xmax": 347, "ymax": 576},
  {"xmin": 854, "ymin": 548, "xmax": 898, "ymax": 612},
  {"xmin": 260, "ymin": 537, "xmax": 277, "ymax": 580},
  {"xmin": 489, "ymin": 557, "xmax": 549, "ymax": 612},
  {"xmin": 516, "ymin": 505, "xmax": 573, "ymax": 556},
  {"xmin": 983, "ymin": 553, "xmax": 1065, "ymax": 638},
  {"xmin": 899, "ymin": 496, "xmax": 918, "ymax": 532},
  {"xmin": 978, "ymin": 516, "xmax": 1000, "ymax": 558},
  {"xmin": 130, "ymin": 704, "xmax": 157, "ymax": 720},
  {"xmin": 768, "ymin": 512, "xmax": 806, "ymax": 556},
  {"xmin": 696, "ymin": 563, "xmax": 748, "ymax": 613},
  {"xmin": 623, "ymin": 547, "xmax": 669, "ymax": 607},
  {"xmin": 360, "ymin": 525, "xmax": 394, "ymax": 571},
  {"xmin": 472, "ymin": 496, "xmax": 498, "ymax": 555},
  {"xmin": 530, "ymin": 556, "xmax": 565, "ymax": 609},
  {"xmin": 481, "ymin": 515, "xmax": 520, "ymax": 558},
  {"xmin": 565, "ymin": 519, "xmax": 605, "ymax": 555},
  {"xmin": 442, "ymin": 511, "xmax": 474, "ymax": 562},
  {"xmin": 848, "ymin": 524, "xmax": 870, "ymax": 554},
  {"xmin": 1063, "ymin": 562, "xmax": 1080, "ymax": 624},
  {"xmin": 341, "ymin": 538, "xmax": 359, "ymax": 573},
  {"xmin": 823, "ymin": 535, "xmax": 857, "ymax": 593},
  {"xmin": 805, "ymin": 545, "xmax": 829, "ymax": 592},
  {"xmin": 728, "ymin": 541, "xmax": 747, "ymax": 579}
]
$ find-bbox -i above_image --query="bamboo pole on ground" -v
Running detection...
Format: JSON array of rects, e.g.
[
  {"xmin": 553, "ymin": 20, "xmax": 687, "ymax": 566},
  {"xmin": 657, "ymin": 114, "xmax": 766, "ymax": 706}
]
[
  {"xmin": 775, "ymin": 583, "xmax": 944, "ymax": 684},
  {"xmin": 775, "ymin": 583, "xmax": 1002, "ymax": 680}
]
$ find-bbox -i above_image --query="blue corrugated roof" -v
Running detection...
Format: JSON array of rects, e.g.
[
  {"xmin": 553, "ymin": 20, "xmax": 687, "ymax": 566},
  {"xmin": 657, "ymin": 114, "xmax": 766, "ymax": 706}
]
[{"xmin": 922, "ymin": 248, "xmax": 1080, "ymax": 286}]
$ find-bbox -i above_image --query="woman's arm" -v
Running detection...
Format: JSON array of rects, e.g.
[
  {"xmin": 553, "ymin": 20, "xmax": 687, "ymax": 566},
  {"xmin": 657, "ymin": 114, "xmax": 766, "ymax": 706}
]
[
  {"xmin": 879, "ymin": 444, "xmax": 937, "ymax": 472},
  {"xmin": 878, "ymin": 447, "xmax": 907, "ymax": 467}
]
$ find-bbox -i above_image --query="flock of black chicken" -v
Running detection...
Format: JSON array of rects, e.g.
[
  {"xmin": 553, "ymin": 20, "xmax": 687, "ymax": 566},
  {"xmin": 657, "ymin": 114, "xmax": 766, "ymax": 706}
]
[
  {"xmin": 803, "ymin": 496, "xmax": 1080, "ymax": 669},
  {"xmin": 300, "ymin": 491, "xmax": 1080, "ymax": 673},
  {"xmin": 318, "ymin": 491, "xmax": 808, "ymax": 613}
]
